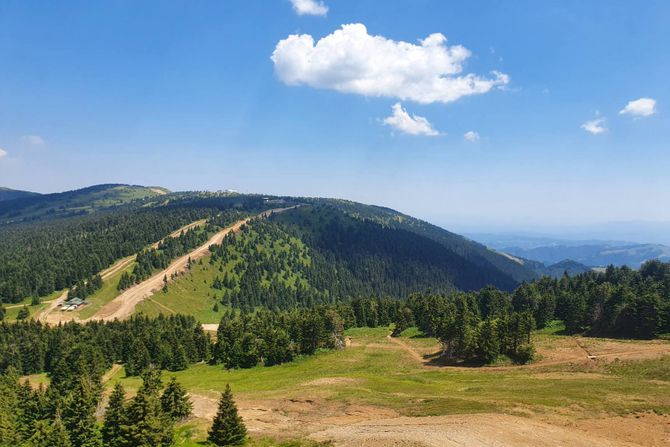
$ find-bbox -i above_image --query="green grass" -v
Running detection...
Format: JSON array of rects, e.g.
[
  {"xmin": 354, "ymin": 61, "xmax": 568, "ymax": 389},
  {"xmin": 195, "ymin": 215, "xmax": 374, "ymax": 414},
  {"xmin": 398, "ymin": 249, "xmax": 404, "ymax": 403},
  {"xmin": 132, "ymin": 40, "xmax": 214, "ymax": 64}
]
[
  {"xmin": 108, "ymin": 326, "xmax": 670, "ymax": 420},
  {"xmin": 605, "ymin": 356, "xmax": 670, "ymax": 382},
  {"xmin": 1, "ymin": 289, "xmax": 64, "ymax": 322},
  {"xmin": 173, "ymin": 423, "xmax": 331, "ymax": 447},
  {"xmin": 135, "ymin": 259, "xmax": 225, "ymax": 323}
]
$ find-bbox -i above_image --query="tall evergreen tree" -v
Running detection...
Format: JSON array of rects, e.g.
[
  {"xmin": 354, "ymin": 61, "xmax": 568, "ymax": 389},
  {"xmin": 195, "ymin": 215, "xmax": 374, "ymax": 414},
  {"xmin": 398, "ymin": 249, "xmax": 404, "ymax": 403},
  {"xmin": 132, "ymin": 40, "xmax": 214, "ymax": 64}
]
[
  {"xmin": 160, "ymin": 377, "xmax": 192, "ymax": 421},
  {"xmin": 120, "ymin": 369, "xmax": 173, "ymax": 447},
  {"xmin": 208, "ymin": 384, "xmax": 247, "ymax": 446},
  {"xmin": 34, "ymin": 410, "xmax": 72, "ymax": 447},
  {"xmin": 102, "ymin": 383, "xmax": 126, "ymax": 447},
  {"xmin": 62, "ymin": 377, "xmax": 103, "ymax": 447}
]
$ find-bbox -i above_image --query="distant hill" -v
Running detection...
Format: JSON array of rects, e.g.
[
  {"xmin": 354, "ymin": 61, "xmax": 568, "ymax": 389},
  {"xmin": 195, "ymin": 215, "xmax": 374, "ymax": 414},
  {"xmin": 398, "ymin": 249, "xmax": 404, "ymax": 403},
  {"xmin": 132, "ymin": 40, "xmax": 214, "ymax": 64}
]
[
  {"xmin": 500, "ymin": 243, "xmax": 670, "ymax": 268},
  {"xmin": 468, "ymin": 233, "xmax": 670, "ymax": 268},
  {"xmin": 518, "ymin": 258, "xmax": 592, "ymax": 278},
  {"xmin": 0, "ymin": 187, "xmax": 40, "ymax": 202},
  {"xmin": 0, "ymin": 184, "xmax": 170, "ymax": 224}
]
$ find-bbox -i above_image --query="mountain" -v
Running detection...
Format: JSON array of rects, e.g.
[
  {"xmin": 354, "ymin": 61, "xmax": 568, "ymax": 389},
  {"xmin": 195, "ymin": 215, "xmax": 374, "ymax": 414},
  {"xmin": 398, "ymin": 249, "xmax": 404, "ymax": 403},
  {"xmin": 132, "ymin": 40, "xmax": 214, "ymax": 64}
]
[
  {"xmin": 306, "ymin": 199, "xmax": 537, "ymax": 284},
  {"xmin": 500, "ymin": 243, "xmax": 670, "ymax": 268},
  {"xmin": 468, "ymin": 233, "xmax": 670, "ymax": 268},
  {"xmin": 0, "ymin": 187, "xmax": 40, "ymax": 202},
  {"xmin": 519, "ymin": 258, "xmax": 592, "ymax": 278},
  {"xmin": 0, "ymin": 185, "xmax": 539, "ymax": 305},
  {"xmin": 0, "ymin": 184, "xmax": 170, "ymax": 224}
]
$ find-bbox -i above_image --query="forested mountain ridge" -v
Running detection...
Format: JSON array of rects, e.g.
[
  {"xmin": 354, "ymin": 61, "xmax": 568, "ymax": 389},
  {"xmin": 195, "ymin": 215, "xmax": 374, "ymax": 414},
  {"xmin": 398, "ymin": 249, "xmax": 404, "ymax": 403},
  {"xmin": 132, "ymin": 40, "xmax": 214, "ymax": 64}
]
[
  {"xmin": 0, "ymin": 185, "xmax": 537, "ymax": 308},
  {"xmin": 0, "ymin": 187, "xmax": 40, "ymax": 202},
  {"xmin": 301, "ymin": 199, "xmax": 538, "ymax": 283}
]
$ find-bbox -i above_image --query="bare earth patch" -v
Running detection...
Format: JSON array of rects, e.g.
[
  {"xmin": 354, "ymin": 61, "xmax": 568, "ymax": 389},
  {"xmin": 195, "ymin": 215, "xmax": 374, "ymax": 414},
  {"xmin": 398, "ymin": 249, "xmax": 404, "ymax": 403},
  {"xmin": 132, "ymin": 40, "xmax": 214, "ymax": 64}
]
[{"xmin": 309, "ymin": 414, "xmax": 651, "ymax": 447}]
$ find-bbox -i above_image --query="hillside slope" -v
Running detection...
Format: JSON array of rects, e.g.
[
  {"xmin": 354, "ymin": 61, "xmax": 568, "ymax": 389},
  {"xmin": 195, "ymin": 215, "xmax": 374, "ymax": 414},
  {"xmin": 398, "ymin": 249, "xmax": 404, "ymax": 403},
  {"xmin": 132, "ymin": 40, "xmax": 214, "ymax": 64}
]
[
  {"xmin": 0, "ymin": 183, "xmax": 169, "ymax": 224},
  {"xmin": 0, "ymin": 187, "xmax": 40, "ymax": 202},
  {"xmin": 1, "ymin": 187, "xmax": 537, "ymax": 310},
  {"xmin": 304, "ymin": 199, "xmax": 537, "ymax": 283}
]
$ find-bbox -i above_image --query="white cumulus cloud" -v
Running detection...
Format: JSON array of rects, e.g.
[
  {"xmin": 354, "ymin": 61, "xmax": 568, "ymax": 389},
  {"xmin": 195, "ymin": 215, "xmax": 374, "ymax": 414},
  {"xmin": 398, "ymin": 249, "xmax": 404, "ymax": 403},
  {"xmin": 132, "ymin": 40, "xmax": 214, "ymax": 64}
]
[
  {"xmin": 619, "ymin": 97, "xmax": 657, "ymax": 117},
  {"xmin": 291, "ymin": 0, "xmax": 328, "ymax": 16},
  {"xmin": 271, "ymin": 23, "xmax": 509, "ymax": 104},
  {"xmin": 581, "ymin": 117, "xmax": 607, "ymax": 135},
  {"xmin": 464, "ymin": 131, "xmax": 480, "ymax": 141},
  {"xmin": 0, "ymin": 148, "xmax": 7, "ymax": 159},
  {"xmin": 383, "ymin": 103, "xmax": 440, "ymax": 136},
  {"xmin": 21, "ymin": 135, "xmax": 45, "ymax": 146}
]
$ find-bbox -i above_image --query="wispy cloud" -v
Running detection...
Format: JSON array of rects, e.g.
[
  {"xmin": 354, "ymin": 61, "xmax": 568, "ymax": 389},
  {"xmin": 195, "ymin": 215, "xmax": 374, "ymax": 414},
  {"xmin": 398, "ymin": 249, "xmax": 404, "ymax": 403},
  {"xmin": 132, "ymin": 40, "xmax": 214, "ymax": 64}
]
[
  {"xmin": 0, "ymin": 148, "xmax": 7, "ymax": 159},
  {"xmin": 581, "ymin": 117, "xmax": 607, "ymax": 135},
  {"xmin": 272, "ymin": 23, "xmax": 508, "ymax": 104},
  {"xmin": 619, "ymin": 97, "xmax": 657, "ymax": 118},
  {"xmin": 383, "ymin": 103, "xmax": 440, "ymax": 136},
  {"xmin": 290, "ymin": 0, "xmax": 328, "ymax": 16},
  {"xmin": 464, "ymin": 131, "xmax": 480, "ymax": 141},
  {"xmin": 21, "ymin": 135, "xmax": 45, "ymax": 146}
]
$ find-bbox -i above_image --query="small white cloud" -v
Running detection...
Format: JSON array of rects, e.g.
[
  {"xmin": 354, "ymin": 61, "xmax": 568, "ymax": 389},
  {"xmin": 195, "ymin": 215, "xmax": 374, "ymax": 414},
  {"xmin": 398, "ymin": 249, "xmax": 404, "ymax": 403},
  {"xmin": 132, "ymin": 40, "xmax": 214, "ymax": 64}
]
[
  {"xmin": 581, "ymin": 117, "xmax": 607, "ymax": 135},
  {"xmin": 21, "ymin": 135, "xmax": 45, "ymax": 146},
  {"xmin": 271, "ymin": 23, "xmax": 509, "ymax": 104},
  {"xmin": 291, "ymin": 0, "xmax": 328, "ymax": 16},
  {"xmin": 619, "ymin": 97, "xmax": 657, "ymax": 117},
  {"xmin": 0, "ymin": 148, "xmax": 7, "ymax": 159},
  {"xmin": 383, "ymin": 103, "xmax": 440, "ymax": 136},
  {"xmin": 464, "ymin": 131, "xmax": 480, "ymax": 141}
]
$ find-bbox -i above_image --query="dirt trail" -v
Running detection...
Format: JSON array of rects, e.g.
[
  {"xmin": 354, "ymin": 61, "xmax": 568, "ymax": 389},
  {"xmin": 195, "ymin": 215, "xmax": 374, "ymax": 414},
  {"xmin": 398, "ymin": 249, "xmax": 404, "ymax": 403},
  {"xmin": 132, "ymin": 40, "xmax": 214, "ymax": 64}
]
[
  {"xmin": 87, "ymin": 207, "xmax": 295, "ymax": 322},
  {"xmin": 386, "ymin": 335, "xmax": 425, "ymax": 363},
  {"xmin": 36, "ymin": 218, "xmax": 209, "ymax": 325},
  {"xmin": 102, "ymin": 364, "xmax": 122, "ymax": 384},
  {"xmin": 37, "ymin": 255, "xmax": 136, "ymax": 324}
]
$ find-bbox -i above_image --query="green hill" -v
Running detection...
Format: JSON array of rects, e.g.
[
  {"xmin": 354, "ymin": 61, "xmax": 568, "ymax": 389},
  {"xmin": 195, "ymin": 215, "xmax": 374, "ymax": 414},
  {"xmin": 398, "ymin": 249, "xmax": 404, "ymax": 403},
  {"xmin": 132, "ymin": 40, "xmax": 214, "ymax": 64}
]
[
  {"xmin": 0, "ymin": 187, "xmax": 538, "ymax": 309},
  {"xmin": 0, "ymin": 184, "xmax": 169, "ymax": 224},
  {"xmin": 0, "ymin": 187, "xmax": 40, "ymax": 202}
]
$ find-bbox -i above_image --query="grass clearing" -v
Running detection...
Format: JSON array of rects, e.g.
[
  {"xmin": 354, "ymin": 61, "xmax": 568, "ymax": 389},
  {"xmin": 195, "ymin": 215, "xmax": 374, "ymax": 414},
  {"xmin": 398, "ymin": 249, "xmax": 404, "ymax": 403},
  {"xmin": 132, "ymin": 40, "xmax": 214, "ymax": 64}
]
[
  {"xmin": 135, "ymin": 259, "xmax": 225, "ymax": 323},
  {"xmin": 108, "ymin": 326, "xmax": 670, "ymax": 420}
]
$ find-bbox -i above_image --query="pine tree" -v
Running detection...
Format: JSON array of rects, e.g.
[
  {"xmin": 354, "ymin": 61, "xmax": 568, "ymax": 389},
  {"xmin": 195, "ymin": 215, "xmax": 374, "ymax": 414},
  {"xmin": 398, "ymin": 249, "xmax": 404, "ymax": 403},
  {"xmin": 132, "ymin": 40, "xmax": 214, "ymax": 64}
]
[
  {"xmin": 0, "ymin": 369, "xmax": 19, "ymax": 444},
  {"xmin": 120, "ymin": 369, "xmax": 173, "ymax": 447},
  {"xmin": 62, "ymin": 377, "xmax": 103, "ymax": 447},
  {"xmin": 160, "ymin": 377, "xmax": 192, "ymax": 421},
  {"xmin": 34, "ymin": 410, "xmax": 72, "ymax": 447},
  {"xmin": 208, "ymin": 384, "xmax": 246, "ymax": 446},
  {"xmin": 102, "ymin": 383, "xmax": 126, "ymax": 447}
]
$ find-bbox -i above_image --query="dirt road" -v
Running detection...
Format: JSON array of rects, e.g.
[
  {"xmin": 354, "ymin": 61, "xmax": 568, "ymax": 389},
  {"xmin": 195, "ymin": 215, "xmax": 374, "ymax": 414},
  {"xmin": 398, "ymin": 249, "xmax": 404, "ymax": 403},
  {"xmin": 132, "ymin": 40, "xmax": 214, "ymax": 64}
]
[
  {"xmin": 36, "ymin": 218, "xmax": 211, "ymax": 325},
  {"xmin": 87, "ymin": 207, "xmax": 294, "ymax": 321},
  {"xmin": 38, "ymin": 254, "xmax": 136, "ymax": 324}
]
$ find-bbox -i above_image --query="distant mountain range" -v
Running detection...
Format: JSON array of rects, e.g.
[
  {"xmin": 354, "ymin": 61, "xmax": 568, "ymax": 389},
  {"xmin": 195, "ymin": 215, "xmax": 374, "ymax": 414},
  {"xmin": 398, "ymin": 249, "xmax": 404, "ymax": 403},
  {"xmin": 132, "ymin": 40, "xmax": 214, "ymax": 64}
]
[{"xmin": 468, "ymin": 233, "xmax": 670, "ymax": 268}]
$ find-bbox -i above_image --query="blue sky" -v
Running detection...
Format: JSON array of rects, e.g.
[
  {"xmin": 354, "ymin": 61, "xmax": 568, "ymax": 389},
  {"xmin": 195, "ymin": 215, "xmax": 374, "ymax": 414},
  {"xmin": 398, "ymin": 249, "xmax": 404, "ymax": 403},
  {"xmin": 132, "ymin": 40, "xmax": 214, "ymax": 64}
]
[{"xmin": 0, "ymin": 0, "xmax": 669, "ymax": 232}]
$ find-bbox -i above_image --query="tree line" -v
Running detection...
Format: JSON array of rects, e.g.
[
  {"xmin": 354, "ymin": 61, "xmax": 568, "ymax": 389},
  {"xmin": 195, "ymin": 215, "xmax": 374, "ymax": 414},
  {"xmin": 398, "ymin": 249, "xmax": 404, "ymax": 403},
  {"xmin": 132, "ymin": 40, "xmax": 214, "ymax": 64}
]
[{"xmin": 529, "ymin": 260, "xmax": 670, "ymax": 338}]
